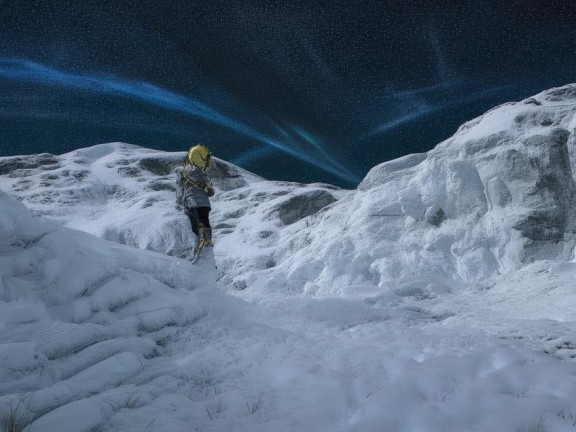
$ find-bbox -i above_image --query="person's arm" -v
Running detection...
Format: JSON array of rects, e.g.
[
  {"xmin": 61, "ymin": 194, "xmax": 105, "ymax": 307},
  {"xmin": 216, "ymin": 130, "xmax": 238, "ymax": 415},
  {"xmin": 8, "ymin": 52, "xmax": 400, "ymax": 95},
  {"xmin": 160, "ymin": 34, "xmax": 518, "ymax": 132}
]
[
  {"xmin": 203, "ymin": 171, "xmax": 215, "ymax": 196},
  {"xmin": 204, "ymin": 180, "xmax": 215, "ymax": 197}
]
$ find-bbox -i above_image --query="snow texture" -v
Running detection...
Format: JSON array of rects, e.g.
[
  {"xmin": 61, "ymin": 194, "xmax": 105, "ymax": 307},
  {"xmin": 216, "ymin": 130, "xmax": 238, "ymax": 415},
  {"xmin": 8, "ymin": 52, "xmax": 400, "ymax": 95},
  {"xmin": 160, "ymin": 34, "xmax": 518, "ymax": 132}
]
[{"xmin": 1, "ymin": 85, "xmax": 576, "ymax": 431}]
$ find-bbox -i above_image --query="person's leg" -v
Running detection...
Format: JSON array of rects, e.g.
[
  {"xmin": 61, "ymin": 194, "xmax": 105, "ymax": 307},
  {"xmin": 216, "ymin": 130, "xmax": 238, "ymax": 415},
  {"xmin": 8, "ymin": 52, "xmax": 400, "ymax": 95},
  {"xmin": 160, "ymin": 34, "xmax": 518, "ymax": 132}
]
[
  {"xmin": 197, "ymin": 207, "xmax": 211, "ymax": 229},
  {"xmin": 186, "ymin": 207, "xmax": 200, "ymax": 236},
  {"xmin": 197, "ymin": 207, "xmax": 213, "ymax": 246}
]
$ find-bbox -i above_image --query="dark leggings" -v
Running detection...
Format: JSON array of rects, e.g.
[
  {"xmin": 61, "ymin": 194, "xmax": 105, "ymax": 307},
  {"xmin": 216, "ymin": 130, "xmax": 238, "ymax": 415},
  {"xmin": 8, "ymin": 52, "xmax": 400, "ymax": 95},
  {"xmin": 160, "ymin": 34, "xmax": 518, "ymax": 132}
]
[{"xmin": 187, "ymin": 207, "xmax": 211, "ymax": 236}]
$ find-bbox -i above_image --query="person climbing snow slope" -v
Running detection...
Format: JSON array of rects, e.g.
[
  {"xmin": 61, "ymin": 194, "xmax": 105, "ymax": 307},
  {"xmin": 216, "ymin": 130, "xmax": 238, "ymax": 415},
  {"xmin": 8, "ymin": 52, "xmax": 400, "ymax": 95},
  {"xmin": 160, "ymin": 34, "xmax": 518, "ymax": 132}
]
[{"xmin": 177, "ymin": 144, "xmax": 215, "ymax": 257}]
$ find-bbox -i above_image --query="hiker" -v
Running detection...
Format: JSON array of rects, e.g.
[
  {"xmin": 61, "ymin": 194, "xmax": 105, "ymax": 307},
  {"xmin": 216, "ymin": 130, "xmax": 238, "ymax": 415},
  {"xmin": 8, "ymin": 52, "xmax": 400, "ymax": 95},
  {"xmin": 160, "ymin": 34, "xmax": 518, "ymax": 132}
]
[{"xmin": 177, "ymin": 144, "xmax": 215, "ymax": 253}]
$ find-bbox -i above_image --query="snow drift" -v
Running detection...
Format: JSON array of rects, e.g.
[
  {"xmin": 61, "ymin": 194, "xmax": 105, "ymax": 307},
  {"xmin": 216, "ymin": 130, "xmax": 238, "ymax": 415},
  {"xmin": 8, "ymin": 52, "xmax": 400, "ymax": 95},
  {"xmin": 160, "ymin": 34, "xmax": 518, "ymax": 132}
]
[{"xmin": 0, "ymin": 190, "xmax": 209, "ymax": 430}]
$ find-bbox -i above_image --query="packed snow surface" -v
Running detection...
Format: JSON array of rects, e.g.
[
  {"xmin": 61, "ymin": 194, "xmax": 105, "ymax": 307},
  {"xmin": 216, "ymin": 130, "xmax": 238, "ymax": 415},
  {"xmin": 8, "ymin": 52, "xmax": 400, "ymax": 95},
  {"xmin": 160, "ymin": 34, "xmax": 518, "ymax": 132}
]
[{"xmin": 2, "ymin": 85, "xmax": 576, "ymax": 431}]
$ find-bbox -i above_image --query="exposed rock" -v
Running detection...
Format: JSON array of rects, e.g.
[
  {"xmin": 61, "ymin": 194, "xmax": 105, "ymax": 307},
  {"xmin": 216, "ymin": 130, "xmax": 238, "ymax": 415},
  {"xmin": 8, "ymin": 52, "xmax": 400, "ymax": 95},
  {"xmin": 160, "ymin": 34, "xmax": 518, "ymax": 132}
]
[
  {"xmin": 139, "ymin": 157, "xmax": 178, "ymax": 176},
  {"xmin": 117, "ymin": 167, "xmax": 140, "ymax": 177},
  {"xmin": 208, "ymin": 159, "xmax": 257, "ymax": 191},
  {"xmin": 513, "ymin": 210, "xmax": 565, "ymax": 243},
  {"xmin": 223, "ymin": 209, "xmax": 247, "ymax": 219},
  {"xmin": 424, "ymin": 205, "xmax": 446, "ymax": 227},
  {"xmin": 272, "ymin": 190, "xmax": 337, "ymax": 225},
  {"xmin": 0, "ymin": 153, "xmax": 59, "ymax": 175},
  {"xmin": 2, "ymin": 83, "xmax": 576, "ymax": 291},
  {"xmin": 543, "ymin": 85, "xmax": 576, "ymax": 101},
  {"xmin": 505, "ymin": 128, "xmax": 576, "ymax": 260},
  {"xmin": 147, "ymin": 182, "xmax": 176, "ymax": 192},
  {"xmin": 259, "ymin": 230, "xmax": 273, "ymax": 238},
  {"xmin": 260, "ymin": 84, "xmax": 576, "ymax": 290}
]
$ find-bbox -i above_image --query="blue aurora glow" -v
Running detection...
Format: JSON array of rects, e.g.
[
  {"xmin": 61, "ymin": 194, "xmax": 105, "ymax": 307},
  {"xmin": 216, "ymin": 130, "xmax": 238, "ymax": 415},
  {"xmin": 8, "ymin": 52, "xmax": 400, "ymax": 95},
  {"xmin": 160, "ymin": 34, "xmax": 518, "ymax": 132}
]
[
  {"xmin": 277, "ymin": 125, "xmax": 359, "ymax": 182},
  {"xmin": 363, "ymin": 83, "xmax": 516, "ymax": 139},
  {"xmin": 0, "ymin": 58, "xmax": 360, "ymax": 184},
  {"xmin": 230, "ymin": 144, "xmax": 276, "ymax": 167}
]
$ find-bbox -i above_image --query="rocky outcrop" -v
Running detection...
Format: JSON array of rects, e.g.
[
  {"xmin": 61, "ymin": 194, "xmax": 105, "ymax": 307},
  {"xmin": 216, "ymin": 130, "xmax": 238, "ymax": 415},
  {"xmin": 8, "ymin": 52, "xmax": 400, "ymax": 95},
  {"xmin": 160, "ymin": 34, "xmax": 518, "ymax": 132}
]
[
  {"xmin": 0, "ymin": 153, "xmax": 59, "ymax": 175},
  {"xmin": 271, "ymin": 190, "xmax": 337, "ymax": 225}
]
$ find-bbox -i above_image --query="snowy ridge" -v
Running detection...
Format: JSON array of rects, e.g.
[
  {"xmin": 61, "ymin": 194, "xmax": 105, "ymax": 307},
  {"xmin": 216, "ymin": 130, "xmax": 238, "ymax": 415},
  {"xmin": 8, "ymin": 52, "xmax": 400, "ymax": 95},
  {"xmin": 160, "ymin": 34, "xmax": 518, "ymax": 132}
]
[
  {"xmin": 2, "ymin": 85, "xmax": 576, "ymax": 431},
  {"xmin": 0, "ymin": 143, "xmax": 265, "ymax": 256},
  {"xmin": 0, "ymin": 142, "xmax": 344, "ymax": 273},
  {"xmin": 247, "ymin": 84, "xmax": 576, "ymax": 296}
]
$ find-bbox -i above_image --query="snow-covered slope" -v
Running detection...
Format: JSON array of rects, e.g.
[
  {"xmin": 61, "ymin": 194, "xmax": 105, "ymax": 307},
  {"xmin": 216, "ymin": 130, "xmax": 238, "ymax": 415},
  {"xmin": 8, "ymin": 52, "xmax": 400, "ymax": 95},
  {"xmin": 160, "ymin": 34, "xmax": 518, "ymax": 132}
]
[
  {"xmin": 0, "ymin": 190, "xmax": 325, "ymax": 432},
  {"xmin": 0, "ymin": 143, "xmax": 264, "ymax": 256},
  {"xmin": 3, "ymin": 85, "xmax": 576, "ymax": 431},
  {"xmin": 0, "ymin": 142, "xmax": 345, "ymax": 278},
  {"xmin": 3, "ymin": 86, "xmax": 576, "ymax": 297},
  {"xmin": 248, "ymin": 84, "xmax": 576, "ymax": 296},
  {"xmin": 0, "ymin": 189, "xmax": 207, "ymax": 430}
]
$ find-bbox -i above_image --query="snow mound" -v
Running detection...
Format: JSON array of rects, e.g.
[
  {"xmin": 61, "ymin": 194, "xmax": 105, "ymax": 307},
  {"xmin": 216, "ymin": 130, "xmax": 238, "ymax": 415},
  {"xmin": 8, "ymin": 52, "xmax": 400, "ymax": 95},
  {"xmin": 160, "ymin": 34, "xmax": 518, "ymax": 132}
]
[
  {"xmin": 0, "ymin": 143, "xmax": 264, "ymax": 255},
  {"xmin": 0, "ymin": 143, "xmax": 342, "ymax": 260},
  {"xmin": 0, "ymin": 143, "xmax": 346, "ymax": 288},
  {"xmin": 0, "ymin": 190, "xmax": 208, "ymax": 431}
]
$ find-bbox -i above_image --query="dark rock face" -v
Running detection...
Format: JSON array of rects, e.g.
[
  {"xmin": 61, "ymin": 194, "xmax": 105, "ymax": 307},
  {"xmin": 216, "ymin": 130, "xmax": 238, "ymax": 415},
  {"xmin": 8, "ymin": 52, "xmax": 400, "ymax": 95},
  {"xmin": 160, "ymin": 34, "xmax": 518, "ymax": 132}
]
[
  {"xmin": 147, "ymin": 182, "xmax": 176, "ymax": 192},
  {"xmin": 139, "ymin": 157, "xmax": 179, "ymax": 176},
  {"xmin": 118, "ymin": 167, "xmax": 141, "ymax": 177},
  {"xmin": 349, "ymin": 87, "xmax": 576, "ymax": 284},
  {"xmin": 273, "ymin": 190, "xmax": 337, "ymax": 225},
  {"xmin": 513, "ymin": 210, "xmax": 565, "ymax": 243},
  {"xmin": 208, "ymin": 159, "xmax": 250, "ymax": 191},
  {"xmin": 0, "ymin": 153, "xmax": 59, "ymax": 175},
  {"xmin": 543, "ymin": 84, "xmax": 576, "ymax": 102},
  {"xmin": 509, "ymin": 129, "xmax": 576, "ymax": 260},
  {"xmin": 223, "ymin": 209, "xmax": 246, "ymax": 219},
  {"xmin": 424, "ymin": 205, "xmax": 446, "ymax": 227}
]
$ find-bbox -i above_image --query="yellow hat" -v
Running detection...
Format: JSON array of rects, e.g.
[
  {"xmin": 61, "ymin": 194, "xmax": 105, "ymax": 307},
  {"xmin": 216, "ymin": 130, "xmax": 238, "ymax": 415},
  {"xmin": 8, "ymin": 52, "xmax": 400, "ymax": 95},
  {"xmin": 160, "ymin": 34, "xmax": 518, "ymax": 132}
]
[{"xmin": 187, "ymin": 144, "xmax": 211, "ymax": 170}]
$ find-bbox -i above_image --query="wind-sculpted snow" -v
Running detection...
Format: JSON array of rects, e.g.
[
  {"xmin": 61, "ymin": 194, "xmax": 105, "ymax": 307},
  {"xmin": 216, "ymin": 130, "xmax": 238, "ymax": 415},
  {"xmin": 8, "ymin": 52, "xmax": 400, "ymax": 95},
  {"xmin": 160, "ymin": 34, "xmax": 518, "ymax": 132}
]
[
  {"xmin": 0, "ymin": 190, "xmax": 212, "ymax": 430},
  {"xmin": 3, "ymin": 87, "xmax": 570, "ymax": 296},
  {"xmin": 0, "ymin": 143, "xmax": 266, "ymax": 256},
  {"xmin": 0, "ymin": 142, "xmax": 346, "ymax": 284},
  {"xmin": 250, "ymin": 84, "xmax": 576, "ymax": 295},
  {"xmin": 2, "ymin": 87, "xmax": 576, "ymax": 294},
  {"xmin": 3, "ymin": 86, "xmax": 576, "ymax": 431}
]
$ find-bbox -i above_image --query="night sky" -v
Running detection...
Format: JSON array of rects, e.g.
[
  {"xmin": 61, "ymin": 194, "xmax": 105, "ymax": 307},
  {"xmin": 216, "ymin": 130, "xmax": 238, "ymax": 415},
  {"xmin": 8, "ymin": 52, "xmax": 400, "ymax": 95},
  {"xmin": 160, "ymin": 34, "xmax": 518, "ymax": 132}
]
[{"xmin": 1, "ymin": 0, "xmax": 575, "ymax": 187}]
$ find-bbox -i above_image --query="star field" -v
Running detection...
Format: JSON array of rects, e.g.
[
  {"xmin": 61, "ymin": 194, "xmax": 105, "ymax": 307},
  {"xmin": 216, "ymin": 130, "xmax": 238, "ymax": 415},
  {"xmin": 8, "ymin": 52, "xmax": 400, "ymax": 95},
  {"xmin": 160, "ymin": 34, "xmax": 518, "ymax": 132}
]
[{"xmin": 1, "ymin": 0, "xmax": 575, "ymax": 186}]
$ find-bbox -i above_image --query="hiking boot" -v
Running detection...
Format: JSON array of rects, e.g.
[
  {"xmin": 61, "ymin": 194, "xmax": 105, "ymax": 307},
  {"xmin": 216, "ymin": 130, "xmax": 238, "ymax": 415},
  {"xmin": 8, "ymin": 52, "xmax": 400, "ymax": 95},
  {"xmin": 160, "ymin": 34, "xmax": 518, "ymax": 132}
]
[{"xmin": 195, "ymin": 225, "xmax": 206, "ymax": 252}]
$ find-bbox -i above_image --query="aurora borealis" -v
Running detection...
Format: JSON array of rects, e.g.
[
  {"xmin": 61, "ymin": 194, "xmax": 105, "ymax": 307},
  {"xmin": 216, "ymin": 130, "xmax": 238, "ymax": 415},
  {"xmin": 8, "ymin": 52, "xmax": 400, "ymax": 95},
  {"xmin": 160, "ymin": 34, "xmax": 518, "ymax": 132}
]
[{"xmin": 1, "ymin": 0, "xmax": 575, "ymax": 186}]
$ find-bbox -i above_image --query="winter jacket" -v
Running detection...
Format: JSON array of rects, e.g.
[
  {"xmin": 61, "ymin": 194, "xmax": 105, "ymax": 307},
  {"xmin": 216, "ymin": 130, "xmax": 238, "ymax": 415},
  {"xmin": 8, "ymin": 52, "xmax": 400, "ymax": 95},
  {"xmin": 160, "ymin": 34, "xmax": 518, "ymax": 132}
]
[{"xmin": 176, "ymin": 165, "xmax": 214, "ymax": 209}]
